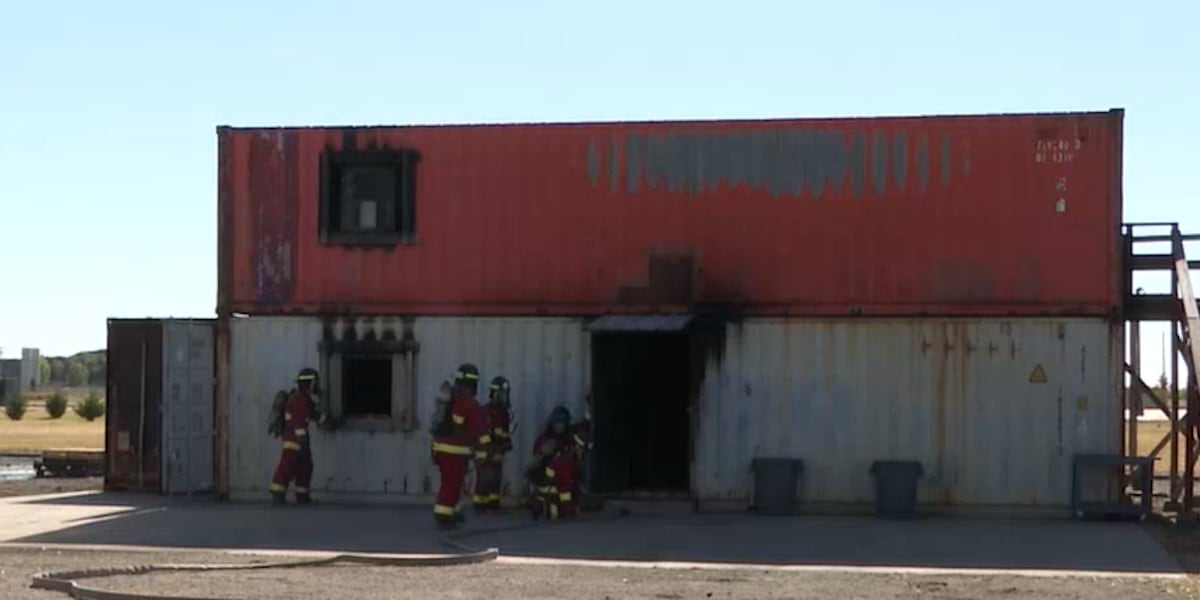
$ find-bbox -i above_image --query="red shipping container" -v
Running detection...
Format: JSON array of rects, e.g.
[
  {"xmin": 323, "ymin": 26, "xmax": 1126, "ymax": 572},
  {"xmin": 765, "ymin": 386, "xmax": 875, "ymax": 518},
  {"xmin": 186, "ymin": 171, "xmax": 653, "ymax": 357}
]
[{"xmin": 217, "ymin": 110, "xmax": 1123, "ymax": 318}]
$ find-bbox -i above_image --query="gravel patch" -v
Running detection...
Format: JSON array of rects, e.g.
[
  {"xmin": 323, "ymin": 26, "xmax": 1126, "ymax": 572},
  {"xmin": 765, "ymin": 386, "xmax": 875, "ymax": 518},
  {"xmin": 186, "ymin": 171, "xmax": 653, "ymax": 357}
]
[
  {"xmin": 89, "ymin": 561, "xmax": 1200, "ymax": 600},
  {"xmin": 0, "ymin": 547, "xmax": 267, "ymax": 600},
  {"xmin": 0, "ymin": 477, "xmax": 101, "ymax": 498}
]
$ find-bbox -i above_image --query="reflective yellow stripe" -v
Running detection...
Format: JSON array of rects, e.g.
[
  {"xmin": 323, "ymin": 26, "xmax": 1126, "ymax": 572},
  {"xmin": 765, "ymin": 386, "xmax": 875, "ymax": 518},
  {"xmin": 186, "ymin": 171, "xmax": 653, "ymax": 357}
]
[
  {"xmin": 432, "ymin": 442, "xmax": 473, "ymax": 456},
  {"xmin": 434, "ymin": 504, "xmax": 456, "ymax": 516},
  {"xmin": 475, "ymin": 451, "xmax": 488, "ymax": 459},
  {"xmin": 488, "ymin": 494, "xmax": 501, "ymax": 502},
  {"xmin": 452, "ymin": 414, "xmax": 466, "ymax": 425},
  {"xmin": 473, "ymin": 495, "xmax": 489, "ymax": 504},
  {"xmin": 269, "ymin": 483, "xmax": 285, "ymax": 493},
  {"xmin": 549, "ymin": 504, "xmax": 559, "ymax": 519},
  {"xmin": 297, "ymin": 374, "xmax": 317, "ymax": 381},
  {"xmin": 559, "ymin": 492, "xmax": 573, "ymax": 502},
  {"xmin": 494, "ymin": 429, "xmax": 508, "ymax": 437},
  {"xmin": 479, "ymin": 434, "xmax": 492, "ymax": 445},
  {"xmin": 295, "ymin": 429, "xmax": 307, "ymax": 436},
  {"xmin": 573, "ymin": 434, "xmax": 585, "ymax": 446},
  {"xmin": 537, "ymin": 486, "xmax": 553, "ymax": 494},
  {"xmin": 284, "ymin": 412, "xmax": 292, "ymax": 420},
  {"xmin": 282, "ymin": 441, "xmax": 302, "ymax": 451},
  {"xmin": 545, "ymin": 468, "xmax": 555, "ymax": 478}
]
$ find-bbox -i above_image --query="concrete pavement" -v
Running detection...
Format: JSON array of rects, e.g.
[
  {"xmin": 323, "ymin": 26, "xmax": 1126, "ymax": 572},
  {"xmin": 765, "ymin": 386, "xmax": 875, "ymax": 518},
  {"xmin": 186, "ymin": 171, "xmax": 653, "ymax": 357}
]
[{"xmin": 0, "ymin": 492, "xmax": 1184, "ymax": 576}]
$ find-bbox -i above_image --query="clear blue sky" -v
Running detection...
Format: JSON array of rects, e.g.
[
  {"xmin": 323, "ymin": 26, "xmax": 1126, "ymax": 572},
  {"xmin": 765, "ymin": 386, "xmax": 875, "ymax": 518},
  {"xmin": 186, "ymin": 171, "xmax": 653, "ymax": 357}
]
[{"xmin": 1, "ymin": 1, "xmax": 1196, "ymax": 380}]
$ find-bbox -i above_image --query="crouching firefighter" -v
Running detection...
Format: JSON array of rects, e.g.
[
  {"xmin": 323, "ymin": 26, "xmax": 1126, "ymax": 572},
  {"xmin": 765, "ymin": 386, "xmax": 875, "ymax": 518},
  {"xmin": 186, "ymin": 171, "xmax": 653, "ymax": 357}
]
[
  {"xmin": 269, "ymin": 368, "xmax": 322, "ymax": 505},
  {"xmin": 473, "ymin": 376, "xmax": 515, "ymax": 512},
  {"xmin": 430, "ymin": 363, "xmax": 490, "ymax": 529},
  {"xmin": 527, "ymin": 405, "xmax": 588, "ymax": 519}
]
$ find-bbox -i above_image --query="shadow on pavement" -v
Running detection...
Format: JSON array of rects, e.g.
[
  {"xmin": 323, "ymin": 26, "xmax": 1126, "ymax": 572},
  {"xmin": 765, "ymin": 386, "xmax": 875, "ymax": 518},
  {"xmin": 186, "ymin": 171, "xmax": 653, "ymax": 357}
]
[
  {"xmin": 5, "ymin": 493, "xmax": 1186, "ymax": 574},
  {"xmin": 10, "ymin": 494, "xmax": 450, "ymax": 555}
]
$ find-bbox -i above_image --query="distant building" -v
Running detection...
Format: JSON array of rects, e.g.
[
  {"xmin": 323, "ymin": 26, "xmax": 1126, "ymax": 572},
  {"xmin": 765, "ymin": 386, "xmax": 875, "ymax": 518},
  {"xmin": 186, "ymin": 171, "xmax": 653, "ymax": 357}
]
[{"xmin": 0, "ymin": 348, "xmax": 40, "ymax": 399}]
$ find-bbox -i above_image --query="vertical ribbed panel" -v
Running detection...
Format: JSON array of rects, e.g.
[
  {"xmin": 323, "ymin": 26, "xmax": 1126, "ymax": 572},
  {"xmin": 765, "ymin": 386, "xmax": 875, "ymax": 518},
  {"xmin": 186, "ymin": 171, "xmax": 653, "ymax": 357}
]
[
  {"xmin": 229, "ymin": 316, "xmax": 1118, "ymax": 508},
  {"xmin": 693, "ymin": 319, "xmax": 1119, "ymax": 507},
  {"xmin": 228, "ymin": 316, "xmax": 588, "ymax": 498}
]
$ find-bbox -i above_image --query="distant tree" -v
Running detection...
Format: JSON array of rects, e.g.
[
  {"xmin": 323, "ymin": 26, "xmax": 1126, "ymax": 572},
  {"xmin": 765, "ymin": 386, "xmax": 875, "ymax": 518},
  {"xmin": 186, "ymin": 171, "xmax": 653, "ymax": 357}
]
[
  {"xmin": 49, "ymin": 358, "xmax": 64, "ymax": 384},
  {"xmin": 39, "ymin": 356, "xmax": 52, "ymax": 386},
  {"xmin": 4, "ymin": 395, "xmax": 27, "ymax": 421},
  {"xmin": 66, "ymin": 362, "xmax": 87, "ymax": 387},
  {"xmin": 86, "ymin": 355, "xmax": 105, "ymax": 387},
  {"xmin": 73, "ymin": 390, "xmax": 105, "ymax": 422},
  {"xmin": 45, "ymin": 392, "xmax": 68, "ymax": 419}
]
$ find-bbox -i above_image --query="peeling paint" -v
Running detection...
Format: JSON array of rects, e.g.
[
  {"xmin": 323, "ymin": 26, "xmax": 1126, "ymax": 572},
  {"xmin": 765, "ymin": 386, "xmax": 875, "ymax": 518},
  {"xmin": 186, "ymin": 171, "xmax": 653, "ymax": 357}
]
[
  {"xmin": 615, "ymin": 130, "xmax": 884, "ymax": 200},
  {"xmin": 892, "ymin": 132, "xmax": 909, "ymax": 193},
  {"xmin": 608, "ymin": 133, "xmax": 620, "ymax": 192},
  {"xmin": 917, "ymin": 135, "xmax": 930, "ymax": 192},
  {"xmin": 849, "ymin": 133, "xmax": 867, "ymax": 198},
  {"xmin": 872, "ymin": 131, "xmax": 888, "ymax": 196},
  {"xmin": 586, "ymin": 140, "xmax": 602, "ymax": 186},
  {"xmin": 940, "ymin": 135, "xmax": 952, "ymax": 187},
  {"xmin": 250, "ymin": 131, "xmax": 297, "ymax": 305}
]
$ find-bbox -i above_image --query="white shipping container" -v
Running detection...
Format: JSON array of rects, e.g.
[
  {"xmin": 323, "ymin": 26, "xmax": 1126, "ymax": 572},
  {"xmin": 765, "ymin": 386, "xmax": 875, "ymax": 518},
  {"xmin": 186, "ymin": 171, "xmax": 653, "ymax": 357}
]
[{"xmin": 225, "ymin": 316, "xmax": 1119, "ymax": 510}]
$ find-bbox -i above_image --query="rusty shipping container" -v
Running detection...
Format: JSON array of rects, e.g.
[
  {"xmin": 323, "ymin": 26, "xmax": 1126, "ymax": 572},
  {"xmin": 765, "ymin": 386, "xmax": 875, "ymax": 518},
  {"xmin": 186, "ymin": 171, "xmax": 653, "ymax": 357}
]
[
  {"xmin": 106, "ymin": 319, "xmax": 216, "ymax": 494},
  {"xmin": 217, "ymin": 110, "xmax": 1123, "ymax": 318},
  {"xmin": 216, "ymin": 109, "xmax": 1126, "ymax": 512}
]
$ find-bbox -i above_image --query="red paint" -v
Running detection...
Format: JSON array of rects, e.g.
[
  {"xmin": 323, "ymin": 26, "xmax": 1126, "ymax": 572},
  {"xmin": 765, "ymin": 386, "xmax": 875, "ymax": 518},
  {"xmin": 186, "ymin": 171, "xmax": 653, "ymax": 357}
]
[{"xmin": 217, "ymin": 110, "xmax": 1123, "ymax": 317}]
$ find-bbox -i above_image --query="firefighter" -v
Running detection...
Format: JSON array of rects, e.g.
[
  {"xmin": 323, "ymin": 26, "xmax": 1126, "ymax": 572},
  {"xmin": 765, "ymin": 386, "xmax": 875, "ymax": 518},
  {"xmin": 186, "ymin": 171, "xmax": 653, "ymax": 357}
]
[
  {"xmin": 430, "ymin": 363, "xmax": 490, "ymax": 529},
  {"xmin": 528, "ymin": 405, "xmax": 590, "ymax": 518},
  {"xmin": 544, "ymin": 439, "xmax": 582, "ymax": 520},
  {"xmin": 269, "ymin": 368, "xmax": 322, "ymax": 505},
  {"xmin": 473, "ymin": 376, "xmax": 514, "ymax": 512}
]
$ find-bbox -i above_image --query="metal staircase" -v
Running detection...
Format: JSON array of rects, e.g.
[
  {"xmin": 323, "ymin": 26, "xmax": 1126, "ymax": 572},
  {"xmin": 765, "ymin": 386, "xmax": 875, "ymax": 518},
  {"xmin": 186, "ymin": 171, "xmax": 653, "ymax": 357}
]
[{"xmin": 1123, "ymin": 223, "xmax": 1200, "ymax": 515}]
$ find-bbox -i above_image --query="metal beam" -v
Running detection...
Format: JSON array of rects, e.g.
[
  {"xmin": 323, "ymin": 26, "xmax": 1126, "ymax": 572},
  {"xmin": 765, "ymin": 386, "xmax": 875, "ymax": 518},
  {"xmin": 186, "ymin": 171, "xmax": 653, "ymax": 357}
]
[
  {"xmin": 1174, "ymin": 229, "xmax": 1200, "ymax": 510},
  {"xmin": 1126, "ymin": 364, "xmax": 1174, "ymax": 416}
]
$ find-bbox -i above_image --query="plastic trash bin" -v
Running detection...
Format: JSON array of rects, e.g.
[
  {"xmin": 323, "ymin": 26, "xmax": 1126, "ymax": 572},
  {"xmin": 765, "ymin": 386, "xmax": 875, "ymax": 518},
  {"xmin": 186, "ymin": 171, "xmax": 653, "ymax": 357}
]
[
  {"xmin": 751, "ymin": 458, "xmax": 803, "ymax": 515},
  {"xmin": 869, "ymin": 460, "xmax": 924, "ymax": 518}
]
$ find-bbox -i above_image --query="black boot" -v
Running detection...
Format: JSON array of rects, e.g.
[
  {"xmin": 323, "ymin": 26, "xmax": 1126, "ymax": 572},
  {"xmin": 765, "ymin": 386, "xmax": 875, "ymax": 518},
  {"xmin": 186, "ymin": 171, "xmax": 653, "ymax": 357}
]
[
  {"xmin": 271, "ymin": 491, "xmax": 287, "ymax": 505},
  {"xmin": 296, "ymin": 494, "xmax": 312, "ymax": 506}
]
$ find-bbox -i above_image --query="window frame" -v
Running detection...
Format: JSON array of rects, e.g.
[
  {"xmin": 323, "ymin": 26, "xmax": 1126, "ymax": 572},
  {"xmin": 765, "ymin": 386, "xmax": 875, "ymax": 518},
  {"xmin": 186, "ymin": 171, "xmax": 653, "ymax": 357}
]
[
  {"xmin": 319, "ymin": 338, "xmax": 420, "ymax": 432},
  {"xmin": 318, "ymin": 146, "xmax": 421, "ymax": 247}
]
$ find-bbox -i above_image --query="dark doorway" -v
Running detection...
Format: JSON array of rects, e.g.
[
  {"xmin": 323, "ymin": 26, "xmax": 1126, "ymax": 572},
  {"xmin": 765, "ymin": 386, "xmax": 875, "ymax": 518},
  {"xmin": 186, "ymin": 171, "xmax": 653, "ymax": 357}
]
[{"xmin": 591, "ymin": 333, "xmax": 691, "ymax": 494}]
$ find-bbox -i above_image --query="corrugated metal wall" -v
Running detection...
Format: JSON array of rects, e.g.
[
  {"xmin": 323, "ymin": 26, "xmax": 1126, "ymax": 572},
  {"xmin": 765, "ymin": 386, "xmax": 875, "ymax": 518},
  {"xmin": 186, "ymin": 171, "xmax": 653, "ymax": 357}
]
[
  {"xmin": 228, "ymin": 316, "xmax": 590, "ymax": 498},
  {"xmin": 693, "ymin": 319, "xmax": 1120, "ymax": 507},
  {"xmin": 228, "ymin": 316, "xmax": 1118, "ymax": 508},
  {"xmin": 218, "ymin": 110, "xmax": 1123, "ymax": 318}
]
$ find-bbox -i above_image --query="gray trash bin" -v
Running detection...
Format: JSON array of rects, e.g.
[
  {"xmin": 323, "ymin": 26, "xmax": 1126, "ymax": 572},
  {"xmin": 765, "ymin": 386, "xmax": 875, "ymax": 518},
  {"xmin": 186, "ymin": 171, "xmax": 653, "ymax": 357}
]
[
  {"xmin": 751, "ymin": 458, "xmax": 803, "ymax": 515},
  {"xmin": 869, "ymin": 460, "xmax": 924, "ymax": 518}
]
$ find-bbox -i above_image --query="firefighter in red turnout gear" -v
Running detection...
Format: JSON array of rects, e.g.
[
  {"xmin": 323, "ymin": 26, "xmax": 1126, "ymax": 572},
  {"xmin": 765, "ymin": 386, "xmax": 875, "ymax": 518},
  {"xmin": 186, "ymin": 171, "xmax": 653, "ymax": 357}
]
[
  {"xmin": 544, "ymin": 441, "xmax": 581, "ymax": 519},
  {"xmin": 430, "ymin": 363, "xmax": 490, "ymax": 529},
  {"xmin": 473, "ymin": 376, "xmax": 514, "ymax": 512},
  {"xmin": 269, "ymin": 368, "xmax": 322, "ymax": 505},
  {"xmin": 529, "ymin": 405, "xmax": 592, "ymax": 520}
]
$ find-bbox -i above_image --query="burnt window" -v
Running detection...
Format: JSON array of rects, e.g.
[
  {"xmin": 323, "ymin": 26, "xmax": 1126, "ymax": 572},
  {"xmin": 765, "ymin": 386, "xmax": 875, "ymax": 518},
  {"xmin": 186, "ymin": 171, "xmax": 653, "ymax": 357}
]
[
  {"xmin": 319, "ymin": 147, "xmax": 420, "ymax": 246},
  {"xmin": 320, "ymin": 337, "xmax": 419, "ymax": 430},
  {"xmin": 341, "ymin": 354, "xmax": 393, "ymax": 417}
]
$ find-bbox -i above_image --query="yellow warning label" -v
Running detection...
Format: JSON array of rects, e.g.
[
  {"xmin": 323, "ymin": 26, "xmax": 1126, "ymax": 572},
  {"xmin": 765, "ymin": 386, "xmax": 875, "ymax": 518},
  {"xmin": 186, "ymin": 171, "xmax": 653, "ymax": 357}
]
[{"xmin": 1029, "ymin": 364, "xmax": 1048, "ymax": 384}]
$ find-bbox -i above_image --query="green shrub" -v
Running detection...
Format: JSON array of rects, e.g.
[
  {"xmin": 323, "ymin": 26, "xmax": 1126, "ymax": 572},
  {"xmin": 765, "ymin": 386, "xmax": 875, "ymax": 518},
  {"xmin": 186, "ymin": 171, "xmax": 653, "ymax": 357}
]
[
  {"xmin": 73, "ymin": 390, "xmax": 106, "ymax": 422},
  {"xmin": 4, "ymin": 395, "xmax": 28, "ymax": 421},
  {"xmin": 45, "ymin": 392, "xmax": 68, "ymax": 419}
]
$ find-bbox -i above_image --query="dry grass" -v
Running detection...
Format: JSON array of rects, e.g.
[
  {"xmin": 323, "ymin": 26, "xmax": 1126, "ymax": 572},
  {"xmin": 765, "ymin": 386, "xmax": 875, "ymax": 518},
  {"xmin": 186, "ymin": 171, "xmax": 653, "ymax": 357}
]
[
  {"xmin": 0, "ymin": 388, "xmax": 103, "ymax": 452},
  {"xmin": 1129, "ymin": 420, "xmax": 1192, "ymax": 476}
]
